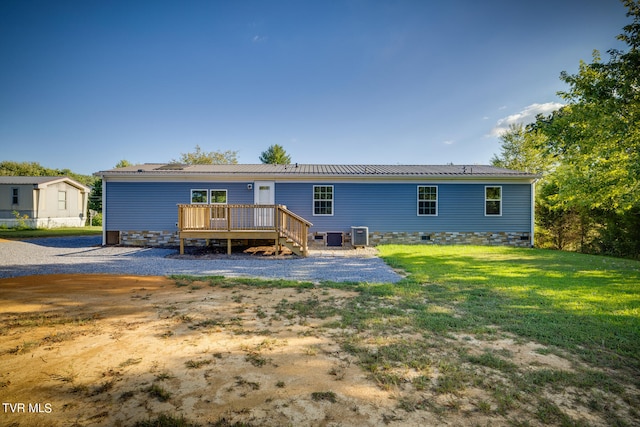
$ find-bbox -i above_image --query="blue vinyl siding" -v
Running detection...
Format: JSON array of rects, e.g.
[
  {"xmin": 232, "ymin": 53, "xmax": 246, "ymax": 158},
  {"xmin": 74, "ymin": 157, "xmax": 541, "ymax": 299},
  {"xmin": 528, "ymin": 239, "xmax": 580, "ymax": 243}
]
[
  {"xmin": 276, "ymin": 182, "xmax": 531, "ymax": 233},
  {"xmin": 105, "ymin": 181, "xmax": 253, "ymax": 230},
  {"xmin": 106, "ymin": 180, "xmax": 531, "ymax": 233}
]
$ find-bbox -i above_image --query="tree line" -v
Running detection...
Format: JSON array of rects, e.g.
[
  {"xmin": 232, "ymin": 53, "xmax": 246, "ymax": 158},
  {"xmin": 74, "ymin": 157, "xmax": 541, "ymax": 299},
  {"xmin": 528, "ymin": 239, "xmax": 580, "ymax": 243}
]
[
  {"xmin": 492, "ymin": 0, "xmax": 639, "ymax": 258},
  {"xmin": 1, "ymin": 144, "xmax": 292, "ymax": 214}
]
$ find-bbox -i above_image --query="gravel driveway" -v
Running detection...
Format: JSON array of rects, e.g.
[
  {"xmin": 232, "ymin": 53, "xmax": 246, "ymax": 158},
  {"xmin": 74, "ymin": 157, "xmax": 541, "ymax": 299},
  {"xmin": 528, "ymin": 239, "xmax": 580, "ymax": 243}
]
[{"xmin": 0, "ymin": 236, "xmax": 401, "ymax": 283}]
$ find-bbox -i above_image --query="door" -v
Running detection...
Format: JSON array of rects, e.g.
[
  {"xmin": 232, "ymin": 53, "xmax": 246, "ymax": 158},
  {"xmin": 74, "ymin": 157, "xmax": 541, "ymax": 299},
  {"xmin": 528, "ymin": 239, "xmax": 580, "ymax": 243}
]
[{"xmin": 254, "ymin": 181, "xmax": 275, "ymax": 228}]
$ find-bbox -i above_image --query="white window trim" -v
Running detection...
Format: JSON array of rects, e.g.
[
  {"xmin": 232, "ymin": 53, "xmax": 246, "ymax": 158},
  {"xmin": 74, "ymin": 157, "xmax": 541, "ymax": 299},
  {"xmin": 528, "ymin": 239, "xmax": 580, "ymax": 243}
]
[
  {"xmin": 210, "ymin": 189, "xmax": 228, "ymax": 220},
  {"xmin": 417, "ymin": 185, "xmax": 438, "ymax": 216},
  {"xmin": 210, "ymin": 189, "xmax": 228, "ymax": 205},
  {"xmin": 485, "ymin": 185, "xmax": 502, "ymax": 216},
  {"xmin": 58, "ymin": 191, "xmax": 67, "ymax": 210},
  {"xmin": 190, "ymin": 189, "xmax": 208, "ymax": 204},
  {"xmin": 312, "ymin": 185, "xmax": 334, "ymax": 216}
]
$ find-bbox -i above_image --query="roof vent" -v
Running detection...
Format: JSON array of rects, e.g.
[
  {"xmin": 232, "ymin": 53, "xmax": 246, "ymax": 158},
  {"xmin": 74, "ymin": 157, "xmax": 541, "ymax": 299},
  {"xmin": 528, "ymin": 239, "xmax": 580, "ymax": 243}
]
[{"xmin": 155, "ymin": 163, "xmax": 186, "ymax": 171}]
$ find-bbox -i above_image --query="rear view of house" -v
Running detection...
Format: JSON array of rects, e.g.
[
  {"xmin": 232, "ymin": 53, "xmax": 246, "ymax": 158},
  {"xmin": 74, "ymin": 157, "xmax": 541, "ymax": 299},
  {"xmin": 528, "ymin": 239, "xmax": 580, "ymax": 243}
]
[
  {"xmin": 0, "ymin": 176, "xmax": 90, "ymax": 228},
  {"xmin": 96, "ymin": 164, "xmax": 537, "ymax": 253}
]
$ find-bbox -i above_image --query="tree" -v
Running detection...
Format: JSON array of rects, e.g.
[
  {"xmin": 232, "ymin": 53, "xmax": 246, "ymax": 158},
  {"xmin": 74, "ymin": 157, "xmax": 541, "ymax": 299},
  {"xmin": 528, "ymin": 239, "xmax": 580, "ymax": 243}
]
[
  {"xmin": 536, "ymin": 1, "xmax": 639, "ymax": 213},
  {"xmin": 90, "ymin": 160, "xmax": 130, "ymax": 213},
  {"xmin": 0, "ymin": 160, "xmax": 56, "ymax": 177},
  {"xmin": 491, "ymin": 123, "xmax": 552, "ymax": 175},
  {"xmin": 491, "ymin": 124, "xmax": 581, "ymax": 250},
  {"xmin": 532, "ymin": 0, "xmax": 640, "ymax": 257},
  {"xmin": 172, "ymin": 145, "xmax": 238, "ymax": 165},
  {"xmin": 0, "ymin": 160, "xmax": 93, "ymax": 186},
  {"xmin": 259, "ymin": 144, "xmax": 291, "ymax": 164},
  {"xmin": 88, "ymin": 178, "xmax": 102, "ymax": 213}
]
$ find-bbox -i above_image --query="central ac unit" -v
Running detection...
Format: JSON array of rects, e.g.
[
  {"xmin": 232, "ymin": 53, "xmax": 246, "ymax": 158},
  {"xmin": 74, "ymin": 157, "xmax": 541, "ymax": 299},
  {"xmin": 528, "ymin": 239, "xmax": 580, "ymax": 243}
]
[{"xmin": 351, "ymin": 226, "xmax": 368, "ymax": 247}]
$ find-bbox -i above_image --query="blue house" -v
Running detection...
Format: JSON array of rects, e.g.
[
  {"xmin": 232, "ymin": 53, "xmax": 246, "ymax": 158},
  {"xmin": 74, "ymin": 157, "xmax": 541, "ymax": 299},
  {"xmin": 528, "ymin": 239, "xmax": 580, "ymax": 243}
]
[{"xmin": 96, "ymin": 163, "xmax": 538, "ymax": 254}]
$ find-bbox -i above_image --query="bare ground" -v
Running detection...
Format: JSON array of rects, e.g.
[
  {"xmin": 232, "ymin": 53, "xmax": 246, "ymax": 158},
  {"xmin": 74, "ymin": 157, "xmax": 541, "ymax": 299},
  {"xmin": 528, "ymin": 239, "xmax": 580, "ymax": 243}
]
[{"xmin": 0, "ymin": 274, "xmax": 635, "ymax": 426}]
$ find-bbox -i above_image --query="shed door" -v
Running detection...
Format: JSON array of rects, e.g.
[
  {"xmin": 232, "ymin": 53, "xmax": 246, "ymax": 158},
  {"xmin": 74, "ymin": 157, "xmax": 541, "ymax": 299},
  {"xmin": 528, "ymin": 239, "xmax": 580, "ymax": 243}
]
[{"xmin": 254, "ymin": 181, "xmax": 275, "ymax": 228}]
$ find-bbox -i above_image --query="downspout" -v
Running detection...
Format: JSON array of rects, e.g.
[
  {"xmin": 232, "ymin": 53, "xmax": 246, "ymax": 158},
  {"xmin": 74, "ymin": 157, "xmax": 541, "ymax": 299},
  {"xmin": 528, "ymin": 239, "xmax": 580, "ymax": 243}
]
[
  {"xmin": 82, "ymin": 188, "xmax": 88, "ymax": 227},
  {"xmin": 33, "ymin": 185, "xmax": 40, "ymax": 228},
  {"xmin": 530, "ymin": 178, "xmax": 538, "ymax": 248},
  {"xmin": 102, "ymin": 178, "xmax": 107, "ymax": 246}
]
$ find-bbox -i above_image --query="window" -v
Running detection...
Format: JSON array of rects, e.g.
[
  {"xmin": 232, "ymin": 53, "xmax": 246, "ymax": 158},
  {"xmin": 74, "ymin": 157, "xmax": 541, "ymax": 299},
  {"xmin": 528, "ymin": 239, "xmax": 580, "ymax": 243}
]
[
  {"xmin": 485, "ymin": 186, "xmax": 502, "ymax": 216},
  {"xmin": 58, "ymin": 191, "xmax": 67, "ymax": 210},
  {"xmin": 191, "ymin": 189, "xmax": 208, "ymax": 204},
  {"xmin": 210, "ymin": 189, "xmax": 227, "ymax": 204},
  {"xmin": 11, "ymin": 188, "xmax": 18, "ymax": 205},
  {"xmin": 313, "ymin": 185, "xmax": 333, "ymax": 216},
  {"xmin": 210, "ymin": 189, "xmax": 228, "ymax": 220},
  {"xmin": 417, "ymin": 186, "xmax": 437, "ymax": 216}
]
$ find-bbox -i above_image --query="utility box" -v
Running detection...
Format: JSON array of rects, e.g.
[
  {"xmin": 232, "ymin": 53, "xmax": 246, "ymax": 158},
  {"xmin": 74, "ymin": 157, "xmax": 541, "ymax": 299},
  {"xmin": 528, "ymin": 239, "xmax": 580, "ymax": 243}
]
[
  {"xmin": 106, "ymin": 231, "xmax": 120, "ymax": 245},
  {"xmin": 326, "ymin": 231, "xmax": 343, "ymax": 247},
  {"xmin": 351, "ymin": 226, "xmax": 369, "ymax": 247}
]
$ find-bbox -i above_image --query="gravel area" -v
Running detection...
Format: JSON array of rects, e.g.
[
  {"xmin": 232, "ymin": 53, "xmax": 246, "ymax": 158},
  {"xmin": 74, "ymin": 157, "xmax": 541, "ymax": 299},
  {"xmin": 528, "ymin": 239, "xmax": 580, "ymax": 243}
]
[{"xmin": 0, "ymin": 236, "xmax": 402, "ymax": 283}]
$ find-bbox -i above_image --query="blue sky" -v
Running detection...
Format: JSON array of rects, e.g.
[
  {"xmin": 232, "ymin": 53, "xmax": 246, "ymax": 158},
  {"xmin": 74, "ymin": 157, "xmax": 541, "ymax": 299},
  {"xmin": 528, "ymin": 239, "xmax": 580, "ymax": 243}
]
[{"xmin": 0, "ymin": 0, "xmax": 630, "ymax": 175}]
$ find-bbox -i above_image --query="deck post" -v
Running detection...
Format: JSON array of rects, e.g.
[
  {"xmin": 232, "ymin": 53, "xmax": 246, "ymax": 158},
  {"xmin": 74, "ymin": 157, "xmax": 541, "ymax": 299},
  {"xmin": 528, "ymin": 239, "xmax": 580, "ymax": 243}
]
[
  {"xmin": 178, "ymin": 205, "xmax": 183, "ymax": 255},
  {"xmin": 227, "ymin": 238, "xmax": 232, "ymax": 255}
]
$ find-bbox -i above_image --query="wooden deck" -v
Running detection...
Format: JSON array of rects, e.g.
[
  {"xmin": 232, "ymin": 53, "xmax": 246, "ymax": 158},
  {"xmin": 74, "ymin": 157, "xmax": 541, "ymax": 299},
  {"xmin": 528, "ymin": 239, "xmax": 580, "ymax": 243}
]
[{"xmin": 177, "ymin": 204, "xmax": 313, "ymax": 256}]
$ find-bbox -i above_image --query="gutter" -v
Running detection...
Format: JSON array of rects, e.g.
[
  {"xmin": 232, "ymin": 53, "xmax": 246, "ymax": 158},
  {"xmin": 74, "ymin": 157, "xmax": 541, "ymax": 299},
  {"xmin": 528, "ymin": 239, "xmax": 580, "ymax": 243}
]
[
  {"xmin": 531, "ymin": 178, "xmax": 538, "ymax": 248},
  {"xmin": 102, "ymin": 179, "xmax": 107, "ymax": 246}
]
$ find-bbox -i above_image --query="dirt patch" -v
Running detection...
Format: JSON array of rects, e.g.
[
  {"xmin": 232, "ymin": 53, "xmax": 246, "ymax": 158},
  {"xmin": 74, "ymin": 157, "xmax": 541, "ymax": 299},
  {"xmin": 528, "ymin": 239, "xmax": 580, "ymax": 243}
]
[{"xmin": 0, "ymin": 274, "xmax": 408, "ymax": 426}]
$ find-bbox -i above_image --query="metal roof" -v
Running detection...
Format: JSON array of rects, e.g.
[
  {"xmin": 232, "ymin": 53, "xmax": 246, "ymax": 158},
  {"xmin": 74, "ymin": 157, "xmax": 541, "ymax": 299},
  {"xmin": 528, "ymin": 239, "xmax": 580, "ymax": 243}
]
[{"xmin": 97, "ymin": 163, "xmax": 538, "ymax": 178}]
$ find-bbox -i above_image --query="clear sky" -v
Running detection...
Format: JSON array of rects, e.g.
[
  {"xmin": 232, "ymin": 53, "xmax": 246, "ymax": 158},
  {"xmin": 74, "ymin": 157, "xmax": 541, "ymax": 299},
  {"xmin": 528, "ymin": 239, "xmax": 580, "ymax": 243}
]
[{"xmin": 0, "ymin": 0, "xmax": 630, "ymax": 175}]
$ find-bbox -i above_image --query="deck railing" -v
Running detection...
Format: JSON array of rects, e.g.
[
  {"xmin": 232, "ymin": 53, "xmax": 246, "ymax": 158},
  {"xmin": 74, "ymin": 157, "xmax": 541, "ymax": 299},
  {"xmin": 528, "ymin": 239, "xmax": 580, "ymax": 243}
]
[
  {"xmin": 177, "ymin": 204, "xmax": 312, "ymax": 254},
  {"xmin": 277, "ymin": 206, "xmax": 312, "ymax": 254}
]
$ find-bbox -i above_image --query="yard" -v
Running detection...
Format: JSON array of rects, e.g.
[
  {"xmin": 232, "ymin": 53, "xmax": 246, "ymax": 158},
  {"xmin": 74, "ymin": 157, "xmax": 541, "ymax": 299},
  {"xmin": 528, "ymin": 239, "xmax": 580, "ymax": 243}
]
[{"xmin": 0, "ymin": 246, "xmax": 638, "ymax": 426}]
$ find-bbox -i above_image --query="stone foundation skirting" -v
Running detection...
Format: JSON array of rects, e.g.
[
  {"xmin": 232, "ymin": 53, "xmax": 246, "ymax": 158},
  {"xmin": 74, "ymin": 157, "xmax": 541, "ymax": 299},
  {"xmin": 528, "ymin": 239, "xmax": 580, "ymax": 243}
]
[
  {"xmin": 118, "ymin": 229, "xmax": 531, "ymax": 248},
  {"xmin": 119, "ymin": 231, "xmax": 270, "ymax": 248},
  {"xmin": 120, "ymin": 230, "xmax": 180, "ymax": 246},
  {"xmin": 368, "ymin": 231, "xmax": 531, "ymax": 247}
]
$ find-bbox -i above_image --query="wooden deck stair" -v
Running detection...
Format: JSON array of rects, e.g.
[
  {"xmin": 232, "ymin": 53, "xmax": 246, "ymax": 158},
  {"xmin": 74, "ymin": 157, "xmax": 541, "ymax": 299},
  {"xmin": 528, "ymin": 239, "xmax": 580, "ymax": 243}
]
[
  {"xmin": 279, "ymin": 237, "xmax": 304, "ymax": 256},
  {"xmin": 177, "ymin": 204, "xmax": 313, "ymax": 256}
]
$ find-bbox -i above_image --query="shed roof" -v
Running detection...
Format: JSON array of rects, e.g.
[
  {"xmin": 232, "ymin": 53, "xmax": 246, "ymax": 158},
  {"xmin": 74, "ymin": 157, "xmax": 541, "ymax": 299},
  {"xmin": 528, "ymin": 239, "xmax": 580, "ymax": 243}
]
[{"xmin": 0, "ymin": 176, "xmax": 90, "ymax": 190}]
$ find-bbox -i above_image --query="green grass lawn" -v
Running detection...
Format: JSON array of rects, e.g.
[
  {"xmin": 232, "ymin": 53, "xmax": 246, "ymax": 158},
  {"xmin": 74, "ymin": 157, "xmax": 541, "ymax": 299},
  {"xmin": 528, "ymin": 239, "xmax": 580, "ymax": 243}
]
[
  {"xmin": 0, "ymin": 226, "xmax": 102, "ymax": 239},
  {"xmin": 330, "ymin": 245, "xmax": 640, "ymax": 425},
  {"xmin": 377, "ymin": 245, "xmax": 640, "ymax": 371}
]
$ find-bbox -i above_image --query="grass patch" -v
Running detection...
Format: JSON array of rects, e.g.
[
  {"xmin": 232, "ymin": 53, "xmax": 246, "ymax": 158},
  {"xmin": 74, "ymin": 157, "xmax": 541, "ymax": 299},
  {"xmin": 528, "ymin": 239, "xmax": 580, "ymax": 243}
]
[
  {"xmin": 0, "ymin": 226, "xmax": 102, "ymax": 239},
  {"xmin": 378, "ymin": 245, "xmax": 640, "ymax": 372},
  {"xmin": 234, "ymin": 376, "xmax": 260, "ymax": 390},
  {"xmin": 133, "ymin": 413, "xmax": 199, "ymax": 427},
  {"xmin": 311, "ymin": 391, "xmax": 337, "ymax": 403},
  {"xmin": 185, "ymin": 359, "xmax": 213, "ymax": 369},
  {"xmin": 169, "ymin": 275, "xmax": 314, "ymax": 290},
  {"xmin": 48, "ymin": 367, "xmax": 78, "ymax": 384},
  {"xmin": 147, "ymin": 384, "xmax": 171, "ymax": 402},
  {"xmin": 466, "ymin": 351, "xmax": 518, "ymax": 374},
  {"xmin": 134, "ymin": 414, "xmax": 258, "ymax": 427},
  {"xmin": 155, "ymin": 371, "xmax": 174, "ymax": 381}
]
